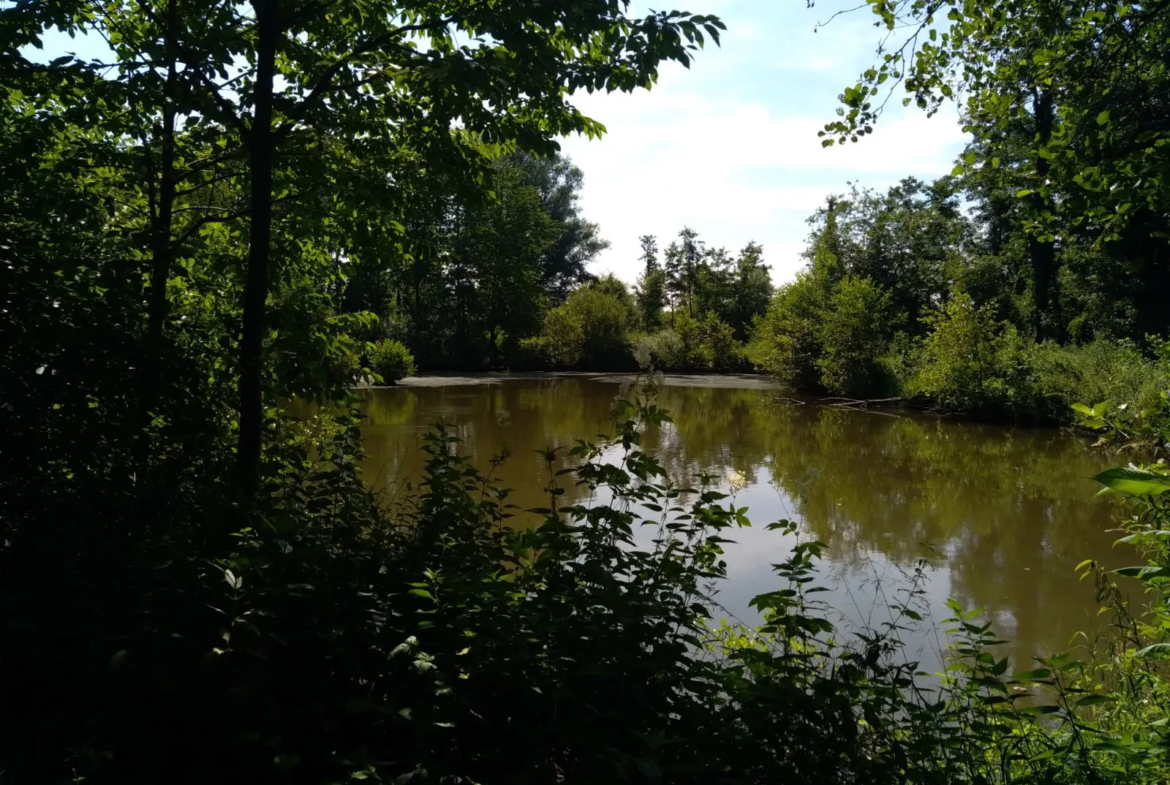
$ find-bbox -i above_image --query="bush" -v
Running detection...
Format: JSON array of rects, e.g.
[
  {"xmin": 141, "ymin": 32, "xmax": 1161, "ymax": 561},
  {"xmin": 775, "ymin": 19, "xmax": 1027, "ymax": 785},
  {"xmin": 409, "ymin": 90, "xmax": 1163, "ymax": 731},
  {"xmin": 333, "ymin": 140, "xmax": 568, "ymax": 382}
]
[
  {"xmin": 909, "ymin": 293, "xmax": 1038, "ymax": 417},
  {"xmin": 817, "ymin": 276, "xmax": 895, "ymax": 396},
  {"xmin": 634, "ymin": 313, "xmax": 746, "ymax": 372},
  {"xmin": 746, "ymin": 273, "xmax": 827, "ymax": 389},
  {"xmin": 678, "ymin": 311, "xmax": 746, "ymax": 371},
  {"xmin": 368, "ymin": 338, "xmax": 416, "ymax": 384},
  {"xmin": 1029, "ymin": 337, "xmax": 1168, "ymax": 415},
  {"xmin": 534, "ymin": 286, "xmax": 636, "ymax": 370},
  {"xmin": 13, "ymin": 389, "xmax": 1170, "ymax": 785},
  {"xmin": 633, "ymin": 328, "xmax": 685, "ymax": 370}
]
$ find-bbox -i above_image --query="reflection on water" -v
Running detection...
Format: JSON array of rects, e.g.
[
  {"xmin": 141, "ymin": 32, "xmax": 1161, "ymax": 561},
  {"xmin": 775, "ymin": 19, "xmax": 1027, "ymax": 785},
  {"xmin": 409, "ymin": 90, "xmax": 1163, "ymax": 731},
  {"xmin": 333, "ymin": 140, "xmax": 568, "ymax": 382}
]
[{"xmin": 357, "ymin": 374, "xmax": 1124, "ymax": 671}]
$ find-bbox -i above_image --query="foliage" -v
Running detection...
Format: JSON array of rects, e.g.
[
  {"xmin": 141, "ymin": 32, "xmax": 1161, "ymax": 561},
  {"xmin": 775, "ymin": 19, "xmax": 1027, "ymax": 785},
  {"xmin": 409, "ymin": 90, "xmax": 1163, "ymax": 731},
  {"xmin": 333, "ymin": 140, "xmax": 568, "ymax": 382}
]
[
  {"xmin": 910, "ymin": 293, "xmax": 1036, "ymax": 417},
  {"xmin": 632, "ymin": 313, "xmax": 748, "ymax": 373},
  {"xmin": 817, "ymin": 276, "xmax": 895, "ymax": 396},
  {"xmin": 633, "ymin": 328, "xmax": 686, "ymax": 371},
  {"xmin": 649, "ymin": 228, "xmax": 773, "ymax": 339},
  {"xmin": 529, "ymin": 283, "xmax": 638, "ymax": 370},
  {"xmin": 674, "ymin": 311, "xmax": 745, "ymax": 372},
  {"xmin": 9, "ymin": 383, "xmax": 1170, "ymax": 783},
  {"xmin": 368, "ymin": 338, "xmax": 416, "ymax": 385},
  {"xmin": 747, "ymin": 272, "xmax": 828, "ymax": 390},
  {"xmin": 1072, "ymin": 342, "xmax": 1170, "ymax": 454},
  {"xmin": 746, "ymin": 171, "xmax": 1168, "ymax": 421},
  {"xmin": 695, "ymin": 241, "xmax": 774, "ymax": 340},
  {"xmin": 635, "ymin": 234, "xmax": 669, "ymax": 330},
  {"xmin": 819, "ymin": 0, "xmax": 1170, "ymax": 343},
  {"xmin": 1030, "ymin": 339, "xmax": 1168, "ymax": 423},
  {"xmin": 511, "ymin": 151, "xmax": 610, "ymax": 301}
]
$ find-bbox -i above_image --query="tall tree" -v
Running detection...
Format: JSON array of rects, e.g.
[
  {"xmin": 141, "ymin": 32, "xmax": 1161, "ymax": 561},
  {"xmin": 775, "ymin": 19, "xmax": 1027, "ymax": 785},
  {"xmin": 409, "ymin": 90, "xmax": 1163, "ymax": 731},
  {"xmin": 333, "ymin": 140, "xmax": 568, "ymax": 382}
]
[
  {"xmin": 664, "ymin": 226, "xmax": 704, "ymax": 320},
  {"xmin": 16, "ymin": 0, "xmax": 725, "ymax": 496},
  {"xmin": 512, "ymin": 152, "xmax": 610, "ymax": 301},
  {"xmin": 635, "ymin": 234, "xmax": 668, "ymax": 329},
  {"xmin": 817, "ymin": 0, "xmax": 1170, "ymax": 340}
]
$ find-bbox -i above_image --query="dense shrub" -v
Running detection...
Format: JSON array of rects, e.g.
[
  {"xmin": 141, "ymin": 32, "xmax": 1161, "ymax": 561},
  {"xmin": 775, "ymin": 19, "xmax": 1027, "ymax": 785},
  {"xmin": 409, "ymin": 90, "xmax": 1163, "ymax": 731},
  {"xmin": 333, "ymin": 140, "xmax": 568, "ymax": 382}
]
[
  {"xmin": 9, "ymin": 388, "xmax": 1170, "ymax": 785},
  {"xmin": 633, "ymin": 313, "xmax": 747, "ymax": 372},
  {"xmin": 368, "ymin": 338, "xmax": 416, "ymax": 384},
  {"xmin": 676, "ymin": 311, "xmax": 745, "ymax": 371},
  {"xmin": 909, "ymin": 293, "xmax": 1038, "ymax": 417},
  {"xmin": 530, "ymin": 285, "xmax": 637, "ymax": 370},
  {"xmin": 746, "ymin": 273, "xmax": 826, "ymax": 389},
  {"xmin": 632, "ymin": 327, "xmax": 685, "ymax": 370},
  {"xmin": 817, "ymin": 276, "xmax": 896, "ymax": 396},
  {"xmin": 1029, "ymin": 337, "xmax": 1168, "ymax": 415},
  {"xmin": 1069, "ymin": 341, "xmax": 1170, "ymax": 449},
  {"xmin": 747, "ymin": 277, "xmax": 1168, "ymax": 423}
]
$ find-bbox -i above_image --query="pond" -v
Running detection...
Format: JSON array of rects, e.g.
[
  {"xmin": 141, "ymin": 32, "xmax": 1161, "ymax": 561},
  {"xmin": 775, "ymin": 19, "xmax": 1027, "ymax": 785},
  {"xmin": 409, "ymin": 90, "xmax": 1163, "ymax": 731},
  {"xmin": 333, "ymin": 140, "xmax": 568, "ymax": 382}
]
[{"xmin": 356, "ymin": 373, "xmax": 1126, "ymax": 673}]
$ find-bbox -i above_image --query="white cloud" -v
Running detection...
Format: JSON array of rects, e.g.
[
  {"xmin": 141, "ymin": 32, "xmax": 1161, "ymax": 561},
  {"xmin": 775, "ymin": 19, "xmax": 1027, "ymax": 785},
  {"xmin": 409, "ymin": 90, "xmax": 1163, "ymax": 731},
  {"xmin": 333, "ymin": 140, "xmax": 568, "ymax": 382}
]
[{"xmin": 557, "ymin": 2, "xmax": 970, "ymax": 285}]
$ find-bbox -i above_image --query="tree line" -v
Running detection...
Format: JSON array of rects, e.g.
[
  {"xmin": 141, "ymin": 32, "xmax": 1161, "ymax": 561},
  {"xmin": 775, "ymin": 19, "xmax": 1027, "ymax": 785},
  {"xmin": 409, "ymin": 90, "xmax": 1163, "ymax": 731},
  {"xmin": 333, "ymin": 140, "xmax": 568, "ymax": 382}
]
[{"xmin": 340, "ymin": 150, "xmax": 775, "ymax": 376}]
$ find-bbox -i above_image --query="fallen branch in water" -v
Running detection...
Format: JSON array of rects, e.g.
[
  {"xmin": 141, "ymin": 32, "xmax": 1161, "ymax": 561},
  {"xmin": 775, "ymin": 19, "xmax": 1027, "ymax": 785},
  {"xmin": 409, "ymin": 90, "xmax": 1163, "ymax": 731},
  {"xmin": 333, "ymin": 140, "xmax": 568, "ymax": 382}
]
[
  {"xmin": 764, "ymin": 394, "xmax": 807, "ymax": 406},
  {"xmin": 821, "ymin": 396, "xmax": 905, "ymax": 409}
]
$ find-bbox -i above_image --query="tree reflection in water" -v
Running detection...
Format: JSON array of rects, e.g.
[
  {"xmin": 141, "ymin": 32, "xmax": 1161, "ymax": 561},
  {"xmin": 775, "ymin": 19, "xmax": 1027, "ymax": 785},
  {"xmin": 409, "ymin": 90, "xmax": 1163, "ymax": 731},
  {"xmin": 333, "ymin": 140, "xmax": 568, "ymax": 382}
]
[{"xmin": 357, "ymin": 374, "xmax": 1122, "ymax": 671}]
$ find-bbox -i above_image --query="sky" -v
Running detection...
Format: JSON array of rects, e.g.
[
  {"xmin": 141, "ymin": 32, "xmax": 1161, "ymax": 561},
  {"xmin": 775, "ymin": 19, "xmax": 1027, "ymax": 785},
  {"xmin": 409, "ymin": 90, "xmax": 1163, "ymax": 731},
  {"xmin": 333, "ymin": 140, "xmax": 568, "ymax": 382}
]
[
  {"xmin": 558, "ymin": 0, "xmax": 969, "ymax": 284},
  {"xmin": 32, "ymin": 0, "xmax": 969, "ymax": 285}
]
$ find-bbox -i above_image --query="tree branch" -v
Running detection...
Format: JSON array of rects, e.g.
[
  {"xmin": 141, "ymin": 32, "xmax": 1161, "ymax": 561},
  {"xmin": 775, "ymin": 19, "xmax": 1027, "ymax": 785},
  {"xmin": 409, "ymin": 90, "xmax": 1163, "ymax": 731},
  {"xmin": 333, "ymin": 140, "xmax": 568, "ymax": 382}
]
[{"xmin": 274, "ymin": 19, "xmax": 453, "ymax": 141}]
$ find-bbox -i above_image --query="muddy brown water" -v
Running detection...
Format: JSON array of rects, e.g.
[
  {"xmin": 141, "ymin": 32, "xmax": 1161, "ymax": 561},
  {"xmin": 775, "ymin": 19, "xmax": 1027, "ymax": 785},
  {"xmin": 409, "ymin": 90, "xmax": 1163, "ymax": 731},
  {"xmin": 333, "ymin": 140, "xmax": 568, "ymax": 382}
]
[{"xmin": 356, "ymin": 373, "xmax": 1127, "ymax": 673}]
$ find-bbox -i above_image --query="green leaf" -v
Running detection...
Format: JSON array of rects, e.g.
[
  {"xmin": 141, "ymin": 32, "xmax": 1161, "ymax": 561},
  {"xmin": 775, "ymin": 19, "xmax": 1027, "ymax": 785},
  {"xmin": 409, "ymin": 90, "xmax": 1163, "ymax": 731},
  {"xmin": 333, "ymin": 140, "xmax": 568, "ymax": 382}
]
[
  {"xmin": 1075, "ymin": 694, "xmax": 1115, "ymax": 708},
  {"xmin": 1113, "ymin": 566, "xmax": 1170, "ymax": 581},
  {"xmin": 1093, "ymin": 467, "xmax": 1170, "ymax": 496},
  {"xmin": 1019, "ymin": 704, "xmax": 1063, "ymax": 715},
  {"xmin": 1136, "ymin": 643, "xmax": 1170, "ymax": 659}
]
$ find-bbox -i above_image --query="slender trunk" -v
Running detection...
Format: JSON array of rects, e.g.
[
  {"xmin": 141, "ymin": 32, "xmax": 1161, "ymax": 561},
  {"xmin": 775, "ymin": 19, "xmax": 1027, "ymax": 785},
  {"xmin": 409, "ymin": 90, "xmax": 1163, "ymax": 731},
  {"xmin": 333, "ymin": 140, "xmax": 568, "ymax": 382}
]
[
  {"xmin": 236, "ymin": 0, "xmax": 279, "ymax": 498},
  {"xmin": 137, "ymin": 1, "xmax": 180, "ymax": 470},
  {"xmin": 1029, "ymin": 88, "xmax": 1057, "ymax": 343}
]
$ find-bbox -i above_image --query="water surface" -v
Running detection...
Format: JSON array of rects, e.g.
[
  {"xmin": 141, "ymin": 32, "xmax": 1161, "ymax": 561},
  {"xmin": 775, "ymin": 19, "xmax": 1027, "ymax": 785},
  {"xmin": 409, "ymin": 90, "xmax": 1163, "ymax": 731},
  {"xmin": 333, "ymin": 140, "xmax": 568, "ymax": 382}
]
[{"xmin": 357, "ymin": 374, "xmax": 1125, "ymax": 671}]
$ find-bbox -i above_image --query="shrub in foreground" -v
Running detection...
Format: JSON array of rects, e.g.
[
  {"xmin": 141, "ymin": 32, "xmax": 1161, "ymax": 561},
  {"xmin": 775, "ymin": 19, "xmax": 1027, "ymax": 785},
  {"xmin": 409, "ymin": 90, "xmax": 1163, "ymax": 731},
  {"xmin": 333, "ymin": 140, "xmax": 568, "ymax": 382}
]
[{"xmin": 4, "ymin": 387, "xmax": 1170, "ymax": 784}]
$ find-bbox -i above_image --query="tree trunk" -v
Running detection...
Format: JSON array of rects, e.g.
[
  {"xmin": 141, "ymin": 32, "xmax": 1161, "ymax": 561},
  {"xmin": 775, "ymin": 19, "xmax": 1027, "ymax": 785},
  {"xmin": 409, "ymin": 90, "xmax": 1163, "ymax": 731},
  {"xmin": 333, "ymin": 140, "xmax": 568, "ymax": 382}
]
[
  {"xmin": 137, "ymin": 1, "xmax": 180, "ymax": 470},
  {"xmin": 236, "ymin": 0, "xmax": 279, "ymax": 498},
  {"xmin": 1029, "ymin": 88, "xmax": 1057, "ymax": 342}
]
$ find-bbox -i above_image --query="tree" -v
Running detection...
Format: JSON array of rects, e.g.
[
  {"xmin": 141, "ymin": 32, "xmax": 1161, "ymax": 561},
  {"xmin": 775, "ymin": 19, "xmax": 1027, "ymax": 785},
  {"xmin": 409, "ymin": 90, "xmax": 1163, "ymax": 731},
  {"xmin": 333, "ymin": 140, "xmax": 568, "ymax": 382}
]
[
  {"xmin": 817, "ymin": 276, "xmax": 894, "ymax": 396},
  {"xmin": 696, "ymin": 241, "xmax": 772, "ymax": 340},
  {"xmin": 635, "ymin": 235, "xmax": 668, "ymax": 330},
  {"xmin": 11, "ymin": 0, "xmax": 725, "ymax": 496},
  {"xmin": 534, "ymin": 285, "xmax": 638, "ymax": 370},
  {"xmin": 511, "ymin": 152, "xmax": 610, "ymax": 300},
  {"xmin": 800, "ymin": 180, "xmax": 973, "ymax": 334},
  {"xmin": 664, "ymin": 226, "xmax": 704, "ymax": 320},
  {"xmin": 818, "ymin": 0, "xmax": 1170, "ymax": 340},
  {"xmin": 448, "ymin": 162, "xmax": 559, "ymax": 366}
]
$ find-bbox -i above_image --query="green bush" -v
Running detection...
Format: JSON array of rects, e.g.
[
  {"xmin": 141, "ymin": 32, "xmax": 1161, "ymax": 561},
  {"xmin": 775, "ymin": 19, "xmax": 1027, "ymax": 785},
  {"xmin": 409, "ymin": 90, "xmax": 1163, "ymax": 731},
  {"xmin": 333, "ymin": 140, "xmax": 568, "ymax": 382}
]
[
  {"xmin": 746, "ymin": 272, "xmax": 827, "ymax": 389},
  {"xmin": 15, "ymin": 389, "xmax": 1170, "ymax": 785},
  {"xmin": 534, "ymin": 286, "xmax": 636, "ymax": 370},
  {"xmin": 817, "ymin": 276, "xmax": 895, "ymax": 396},
  {"xmin": 909, "ymin": 293, "xmax": 1038, "ymax": 417},
  {"xmin": 748, "ymin": 273, "xmax": 897, "ymax": 394},
  {"xmin": 368, "ymin": 338, "xmax": 416, "ymax": 384},
  {"xmin": 1029, "ymin": 337, "xmax": 1168, "ymax": 415},
  {"xmin": 1068, "ymin": 340, "xmax": 1170, "ymax": 447},
  {"xmin": 634, "ymin": 313, "xmax": 746, "ymax": 372},
  {"xmin": 633, "ymin": 327, "xmax": 685, "ymax": 370},
  {"xmin": 678, "ymin": 311, "xmax": 745, "ymax": 371}
]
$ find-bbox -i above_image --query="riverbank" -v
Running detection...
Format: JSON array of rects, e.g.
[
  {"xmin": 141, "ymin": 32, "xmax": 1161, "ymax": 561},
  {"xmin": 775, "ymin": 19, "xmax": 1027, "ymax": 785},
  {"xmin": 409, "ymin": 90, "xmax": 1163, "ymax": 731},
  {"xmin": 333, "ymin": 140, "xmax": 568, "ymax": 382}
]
[{"xmin": 369, "ymin": 371, "xmax": 779, "ymax": 390}]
